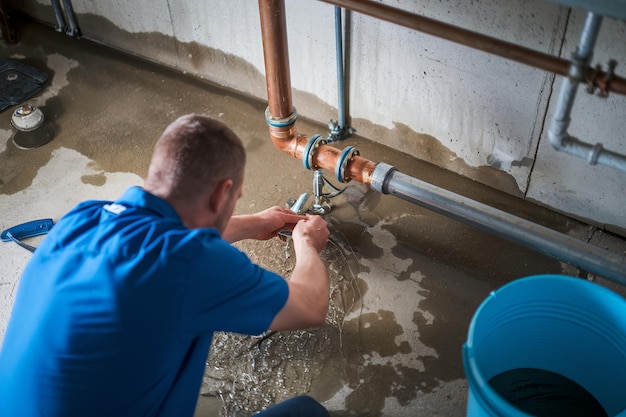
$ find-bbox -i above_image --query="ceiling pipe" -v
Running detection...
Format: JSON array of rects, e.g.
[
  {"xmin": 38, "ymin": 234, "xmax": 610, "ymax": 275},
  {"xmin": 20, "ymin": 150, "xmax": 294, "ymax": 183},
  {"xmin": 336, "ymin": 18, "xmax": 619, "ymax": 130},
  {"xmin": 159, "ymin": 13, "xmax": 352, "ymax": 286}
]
[
  {"xmin": 321, "ymin": 0, "xmax": 626, "ymax": 171},
  {"xmin": 257, "ymin": 0, "xmax": 626, "ymax": 284},
  {"xmin": 318, "ymin": 0, "xmax": 626, "ymax": 96}
]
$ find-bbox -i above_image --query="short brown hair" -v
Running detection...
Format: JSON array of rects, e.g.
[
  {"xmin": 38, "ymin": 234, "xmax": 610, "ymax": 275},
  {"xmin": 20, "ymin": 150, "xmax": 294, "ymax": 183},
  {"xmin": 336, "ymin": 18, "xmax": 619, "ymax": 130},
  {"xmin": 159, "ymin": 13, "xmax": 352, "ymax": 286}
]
[{"xmin": 146, "ymin": 114, "xmax": 246, "ymax": 202}]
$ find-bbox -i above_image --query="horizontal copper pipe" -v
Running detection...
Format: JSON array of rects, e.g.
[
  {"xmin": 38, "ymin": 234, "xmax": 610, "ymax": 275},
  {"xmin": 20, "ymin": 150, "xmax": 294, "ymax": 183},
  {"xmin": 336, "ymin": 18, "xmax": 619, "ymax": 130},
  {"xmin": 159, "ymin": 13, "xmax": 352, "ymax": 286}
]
[
  {"xmin": 267, "ymin": 126, "xmax": 378, "ymax": 184},
  {"xmin": 320, "ymin": 0, "xmax": 626, "ymax": 96}
]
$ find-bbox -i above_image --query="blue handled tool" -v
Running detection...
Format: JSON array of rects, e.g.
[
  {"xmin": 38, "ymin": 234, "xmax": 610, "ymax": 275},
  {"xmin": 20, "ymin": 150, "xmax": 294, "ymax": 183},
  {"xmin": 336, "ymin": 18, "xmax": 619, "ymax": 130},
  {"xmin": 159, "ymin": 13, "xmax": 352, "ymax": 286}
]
[{"xmin": 1, "ymin": 218, "xmax": 54, "ymax": 252}]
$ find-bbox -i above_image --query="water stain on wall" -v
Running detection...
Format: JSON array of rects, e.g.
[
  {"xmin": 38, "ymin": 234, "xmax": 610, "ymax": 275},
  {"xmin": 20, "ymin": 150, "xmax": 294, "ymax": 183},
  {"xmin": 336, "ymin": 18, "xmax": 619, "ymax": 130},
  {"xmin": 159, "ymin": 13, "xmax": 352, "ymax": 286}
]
[
  {"xmin": 74, "ymin": 12, "xmax": 269, "ymax": 105},
  {"xmin": 352, "ymin": 118, "xmax": 526, "ymax": 198}
]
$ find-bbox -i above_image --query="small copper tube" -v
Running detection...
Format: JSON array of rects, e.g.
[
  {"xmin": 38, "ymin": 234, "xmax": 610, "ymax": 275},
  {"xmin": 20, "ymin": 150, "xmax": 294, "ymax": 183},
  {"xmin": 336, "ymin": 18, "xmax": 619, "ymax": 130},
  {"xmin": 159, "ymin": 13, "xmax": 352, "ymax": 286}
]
[
  {"xmin": 258, "ymin": 0, "xmax": 378, "ymax": 185},
  {"xmin": 319, "ymin": 0, "xmax": 626, "ymax": 96}
]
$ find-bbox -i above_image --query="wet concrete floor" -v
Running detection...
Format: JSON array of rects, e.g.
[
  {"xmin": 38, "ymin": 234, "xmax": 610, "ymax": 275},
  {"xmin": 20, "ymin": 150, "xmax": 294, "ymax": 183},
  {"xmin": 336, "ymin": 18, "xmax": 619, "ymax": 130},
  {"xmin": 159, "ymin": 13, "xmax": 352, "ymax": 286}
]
[{"xmin": 2, "ymin": 20, "xmax": 626, "ymax": 417}]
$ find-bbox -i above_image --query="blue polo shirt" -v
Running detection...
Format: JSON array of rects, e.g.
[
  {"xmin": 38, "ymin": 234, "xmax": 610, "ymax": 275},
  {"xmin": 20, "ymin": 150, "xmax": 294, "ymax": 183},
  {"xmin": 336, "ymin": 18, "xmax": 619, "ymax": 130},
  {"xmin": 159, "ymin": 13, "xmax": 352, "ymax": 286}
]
[{"xmin": 0, "ymin": 186, "xmax": 289, "ymax": 417}]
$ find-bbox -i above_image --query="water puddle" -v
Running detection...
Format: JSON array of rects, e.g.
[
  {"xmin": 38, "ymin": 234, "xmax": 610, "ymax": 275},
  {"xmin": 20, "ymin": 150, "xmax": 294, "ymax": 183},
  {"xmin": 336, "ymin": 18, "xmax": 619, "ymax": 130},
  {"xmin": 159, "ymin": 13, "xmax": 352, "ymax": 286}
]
[
  {"xmin": 202, "ymin": 225, "xmax": 363, "ymax": 415},
  {"xmin": 202, "ymin": 187, "xmax": 444, "ymax": 416}
]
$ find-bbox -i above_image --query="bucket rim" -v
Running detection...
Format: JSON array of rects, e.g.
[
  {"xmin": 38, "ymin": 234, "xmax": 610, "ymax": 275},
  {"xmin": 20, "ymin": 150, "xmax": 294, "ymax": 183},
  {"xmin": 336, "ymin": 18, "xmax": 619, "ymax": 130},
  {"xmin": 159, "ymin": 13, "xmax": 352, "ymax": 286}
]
[
  {"xmin": 466, "ymin": 274, "xmax": 625, "ymax": 350},
  {"xmin": 463, "ymin": 274, "xmax": 626, "ymax": 416},
  {"xmin": 462, "ymin": 343, "xmax": 535, "ymax": 417}
]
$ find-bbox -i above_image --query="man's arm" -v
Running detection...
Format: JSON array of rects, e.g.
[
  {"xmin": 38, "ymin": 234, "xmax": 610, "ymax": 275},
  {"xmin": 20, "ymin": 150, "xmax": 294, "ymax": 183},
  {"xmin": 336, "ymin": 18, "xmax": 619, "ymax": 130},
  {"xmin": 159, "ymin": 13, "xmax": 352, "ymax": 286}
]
[
  {"xmin": 222, "ymin": 207, "xmax": 331, "ymax": 331},
  {"xmin": 268, "ymin": 215, "xmax": 330, "ymax": 331},
  {"xmin": 222, "ymin": 206, "xmax": 305, "ymax": 243}
]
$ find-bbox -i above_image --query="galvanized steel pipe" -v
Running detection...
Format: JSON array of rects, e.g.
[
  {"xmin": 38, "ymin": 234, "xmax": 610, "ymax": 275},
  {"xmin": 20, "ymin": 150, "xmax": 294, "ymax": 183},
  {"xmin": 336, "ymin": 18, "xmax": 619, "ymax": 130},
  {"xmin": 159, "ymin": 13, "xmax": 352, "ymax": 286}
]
[
  {"xmin": 335, "ymin": 6, "xmax": 346, "ymax": 132},
  {"xmin": 371, "ymin": 163, "xmax": 626, "ymax": 285},
  {"xmin": 51, "ymin": 0, "xmax": 66, "ymax": 32},
  {"xmin": 548, "ymin": 12, "xmax": 626, "ymax": 171},
  {"xmin": 62, "ymin": 0, "xmax": 80, "ymax": 37}
]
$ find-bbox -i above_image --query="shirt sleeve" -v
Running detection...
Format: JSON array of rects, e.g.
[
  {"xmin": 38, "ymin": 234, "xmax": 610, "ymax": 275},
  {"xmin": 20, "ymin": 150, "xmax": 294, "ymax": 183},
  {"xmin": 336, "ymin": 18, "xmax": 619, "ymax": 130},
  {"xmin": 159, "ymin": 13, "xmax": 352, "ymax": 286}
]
[{"xmin": 181, "ymin": 235, "xmax": 289, "ymax": 337}]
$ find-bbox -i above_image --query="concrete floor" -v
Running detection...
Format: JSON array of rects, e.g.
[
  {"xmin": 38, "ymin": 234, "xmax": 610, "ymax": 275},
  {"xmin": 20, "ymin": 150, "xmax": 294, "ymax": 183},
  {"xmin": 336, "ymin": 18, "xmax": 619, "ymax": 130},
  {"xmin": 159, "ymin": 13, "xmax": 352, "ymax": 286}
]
[{"xmin": 2, "ymin": 20, "xmax": 626, "ymax": 417}]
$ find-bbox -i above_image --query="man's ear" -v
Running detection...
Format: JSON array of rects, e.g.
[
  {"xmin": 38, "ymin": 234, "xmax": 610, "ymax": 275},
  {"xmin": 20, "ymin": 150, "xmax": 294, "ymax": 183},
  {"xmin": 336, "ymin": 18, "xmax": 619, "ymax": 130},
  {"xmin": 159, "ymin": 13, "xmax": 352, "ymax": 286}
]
[{"xmin": 208, "ymin": 179, "xmax": 233, "ymax": 214}]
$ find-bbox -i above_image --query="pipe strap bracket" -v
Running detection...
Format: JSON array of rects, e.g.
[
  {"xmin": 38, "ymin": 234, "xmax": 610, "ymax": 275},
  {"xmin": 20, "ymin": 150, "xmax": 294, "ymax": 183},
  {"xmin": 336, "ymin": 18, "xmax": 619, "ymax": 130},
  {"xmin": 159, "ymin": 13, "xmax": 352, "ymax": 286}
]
[
  {"xmin": 598, "ymin": 59, "xmax": 617, "ymax": 98},
  {"xmin": 335, "ymin": 146, "xmax": 359, "ymax": 183},
  {"xmin": 303, "ymin": 134, "xmax": 327, "ymax": 170},
  {"xmin": 265, "ymin": 106, "xmax": 298, "ymax": 128}
]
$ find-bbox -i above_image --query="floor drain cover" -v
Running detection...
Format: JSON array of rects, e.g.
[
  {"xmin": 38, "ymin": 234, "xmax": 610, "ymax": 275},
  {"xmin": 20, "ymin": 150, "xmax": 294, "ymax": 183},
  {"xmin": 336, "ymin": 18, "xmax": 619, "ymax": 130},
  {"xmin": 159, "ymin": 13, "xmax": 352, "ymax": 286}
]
[
  {"xmin": 0, "ymin": 59, "xmax": 48, "ymax": 112},
  {"xmin": 11, "ymin": 104, "xmax": 45, "ymax": 131}
]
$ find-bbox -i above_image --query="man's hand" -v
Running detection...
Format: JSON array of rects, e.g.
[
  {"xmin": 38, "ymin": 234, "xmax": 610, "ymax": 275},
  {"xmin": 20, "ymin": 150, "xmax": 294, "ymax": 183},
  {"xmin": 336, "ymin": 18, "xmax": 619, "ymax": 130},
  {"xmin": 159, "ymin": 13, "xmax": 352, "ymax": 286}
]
[{"xmin": 292, "ymin": 215, "xmax": 329, "ymax": 253}]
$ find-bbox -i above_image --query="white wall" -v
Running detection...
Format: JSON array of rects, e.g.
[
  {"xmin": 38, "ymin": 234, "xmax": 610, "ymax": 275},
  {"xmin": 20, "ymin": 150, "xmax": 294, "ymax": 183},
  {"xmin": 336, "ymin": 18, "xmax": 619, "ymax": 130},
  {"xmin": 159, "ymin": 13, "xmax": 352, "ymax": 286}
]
[{"xmin": 16, "ymin": 0, "xmax": 626, "ymax": 234}]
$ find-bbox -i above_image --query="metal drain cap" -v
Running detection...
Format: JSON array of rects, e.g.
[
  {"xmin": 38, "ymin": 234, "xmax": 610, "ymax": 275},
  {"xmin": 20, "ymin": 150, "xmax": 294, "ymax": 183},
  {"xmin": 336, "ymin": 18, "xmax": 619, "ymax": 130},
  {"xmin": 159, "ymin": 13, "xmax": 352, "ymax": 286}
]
[{"xmin": 11, "ymin": 104, "xmax": 44, "ymax": 131}]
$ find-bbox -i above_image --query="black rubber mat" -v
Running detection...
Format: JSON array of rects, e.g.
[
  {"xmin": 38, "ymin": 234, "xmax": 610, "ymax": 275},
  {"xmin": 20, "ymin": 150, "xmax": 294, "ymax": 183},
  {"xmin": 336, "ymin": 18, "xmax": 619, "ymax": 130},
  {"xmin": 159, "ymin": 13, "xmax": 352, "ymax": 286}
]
[{"xmin": 0, "ymin": 59, "xmax": 48, "ymax": 112}]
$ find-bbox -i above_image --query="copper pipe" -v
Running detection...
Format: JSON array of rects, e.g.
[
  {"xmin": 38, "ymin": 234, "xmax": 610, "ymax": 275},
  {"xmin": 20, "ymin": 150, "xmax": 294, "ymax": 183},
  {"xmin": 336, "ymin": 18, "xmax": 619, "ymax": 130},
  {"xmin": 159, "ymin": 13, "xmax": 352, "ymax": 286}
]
[
  {"xmin": 319, "ymin": 0, "xmax": 626, "ymax": 96},
  {"xmin": 258, "ymin": 0, "xmax": 378, "ymax": 185},
  {"xmin": 267, "ymin": 127, "xmax": 377, "ymax": 184},
  {"xmin": 258, "ymin": 0, "xmax": 293, "ymax": 119}
]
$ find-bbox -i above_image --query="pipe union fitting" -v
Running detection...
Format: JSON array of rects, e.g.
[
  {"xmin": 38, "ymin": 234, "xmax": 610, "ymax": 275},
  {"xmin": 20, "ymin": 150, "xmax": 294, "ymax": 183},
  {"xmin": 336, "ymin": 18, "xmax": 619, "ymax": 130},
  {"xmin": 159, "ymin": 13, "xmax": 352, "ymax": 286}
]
[
  {"xmin": 370, "ymin": 162, "xmax": 397, "ymax": 193},
  {"xmin": 265, "ymin": 106, "xmax": 298, "ymax": 128},
  {"xmin": 335, "ymin": 146, "xmax": 359, "ymax": 183},
  {"xmin": 302, "ymin": 134, "xmax": 327, "ymax": 170}
]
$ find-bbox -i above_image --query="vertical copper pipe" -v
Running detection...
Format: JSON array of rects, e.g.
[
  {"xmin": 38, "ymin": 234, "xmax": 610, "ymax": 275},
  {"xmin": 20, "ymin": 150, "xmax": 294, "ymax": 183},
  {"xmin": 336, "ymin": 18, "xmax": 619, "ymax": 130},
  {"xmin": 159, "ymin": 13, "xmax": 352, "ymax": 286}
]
[
  {"xmin": 258, "ymin": 0, "xmax": 293, "ymax": 119},
  {"xmin": 258, "ymin": 0, "xmax": 378, "ymax": 185}
]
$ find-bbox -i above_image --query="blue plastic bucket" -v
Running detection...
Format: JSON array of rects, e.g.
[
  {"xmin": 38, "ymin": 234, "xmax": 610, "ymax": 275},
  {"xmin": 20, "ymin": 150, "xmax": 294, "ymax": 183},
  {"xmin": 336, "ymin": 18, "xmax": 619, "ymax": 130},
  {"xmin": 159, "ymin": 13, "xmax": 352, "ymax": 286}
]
[{"xmin": 463, "ymin": 274, "xmax": 626, "ymax": 417}]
